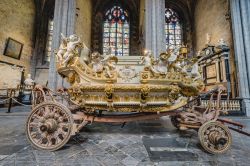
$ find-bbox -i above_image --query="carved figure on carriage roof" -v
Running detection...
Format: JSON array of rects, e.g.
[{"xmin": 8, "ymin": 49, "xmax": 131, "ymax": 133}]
[
  {"xmin": 56, "ymin": 33, "xmax": 82, "ymax": 67},
  {"xmin": 139, "ymin": 50, "xmax": 160, "ymax": 74},
  {"xmin": 140, "ymin": 45, "xmax": 187, "ymax": 75},
  {"xmin": 101, "ymin": 46, "xmax": 118, "ymax": 78},
  {"xmin": 89, "ymin": 51, "xmax": 103, "ymax": 73},
  {"xmin": 89, "ymin": 46, "xmax": 118, "ymax": 78},
  {"xmin": 166, "ymin": 45, "xmax": 187, "ymax": 74}
]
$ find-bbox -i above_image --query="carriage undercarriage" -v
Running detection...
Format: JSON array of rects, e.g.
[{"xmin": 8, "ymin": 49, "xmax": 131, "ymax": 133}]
[{"xmin": 26, "ymin": 85, "xmax": 238, "ymax": 154}]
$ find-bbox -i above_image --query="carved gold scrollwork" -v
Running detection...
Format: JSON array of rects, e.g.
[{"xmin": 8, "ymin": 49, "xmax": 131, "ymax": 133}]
[
  {"xmin": 140, "ymin": 85, "xmax": 150, "ymax": 103},
  {"xmin": 67, "ymin": 72, "xmax": 80, "ymax": 85},
  {"xmin": 104, "ymin": 85, "xmax": 114, "ymax": 102},
  {"xmin": 169, "ymin": 86, "xmax": 181, "ymax": 103}
]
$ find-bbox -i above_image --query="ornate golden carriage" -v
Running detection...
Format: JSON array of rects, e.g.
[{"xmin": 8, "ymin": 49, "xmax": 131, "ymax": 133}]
[{"xmin": 25, "ymin": 34, "xmax": 238, "ymax": 154}]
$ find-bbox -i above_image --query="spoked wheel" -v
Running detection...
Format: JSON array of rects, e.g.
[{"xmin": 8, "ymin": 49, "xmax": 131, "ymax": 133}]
[
  {"xmin": 26, "ymin": 101, "xmax": 73, "ymax": 151},
  {"xmin": 32, "ymin": 90, "xmax": 45, "ymax": 106},
  {"xmin": 198, "ymin": 121, "xmax": 232, "ymax": 154},
  {"xmin": 170, "ymin": 115, "xmax": 180, "ymax": 129}
]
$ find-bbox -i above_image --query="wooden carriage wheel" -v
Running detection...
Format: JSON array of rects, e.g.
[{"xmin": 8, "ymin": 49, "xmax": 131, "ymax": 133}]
[
  {"xmin": 198, "ymin": 121, "xmax": 232, "ymax": 154},
  {"xmin": 26, "ymin": 101, "xmax": 73, "ymax": 151},
  {"xmin": 32, "ymin": 90, "xmax": 45, "ymax": 106}
]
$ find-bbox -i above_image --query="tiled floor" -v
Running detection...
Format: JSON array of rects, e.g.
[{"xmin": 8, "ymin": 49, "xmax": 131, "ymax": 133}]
[{"xmin": 0, "ymin": 106, "xmax": 250, "ymax": 166}]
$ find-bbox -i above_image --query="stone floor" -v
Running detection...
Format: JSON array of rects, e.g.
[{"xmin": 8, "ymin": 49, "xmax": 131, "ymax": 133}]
[{"xmin": 0, "ymin": 106, "xmax": 250, "ymax": 166}]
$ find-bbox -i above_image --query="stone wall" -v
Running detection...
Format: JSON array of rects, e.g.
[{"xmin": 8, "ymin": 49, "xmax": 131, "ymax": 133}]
[
  {"xmin": 75, "ymin": 0, "xmax": 92, "ymax": 48},
  {"xmin": 0, "ymin": 0, "xmax": 35, "ymax": 75},
  {"xmin": 194, "ymin": 0, "xmax": 232, "ymax": 51},
  {"xmin": 194, "ymin": 0, "xmax": 237, "ymax": 97}
]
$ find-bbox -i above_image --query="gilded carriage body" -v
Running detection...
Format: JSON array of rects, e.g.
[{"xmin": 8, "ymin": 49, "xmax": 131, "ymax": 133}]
[{"xmin": 56, "ymin": 46, "xmax": 204, "ymax": 113}]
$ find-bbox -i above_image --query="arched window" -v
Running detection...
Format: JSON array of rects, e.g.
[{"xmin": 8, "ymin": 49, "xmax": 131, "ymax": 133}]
[
  {"xmin": 103, "ymin": 6, "xmax": 129, "ymax": 56},
  {"xmin": 165, "ymin": 8, "xmax": 182, "ymax": 49}
]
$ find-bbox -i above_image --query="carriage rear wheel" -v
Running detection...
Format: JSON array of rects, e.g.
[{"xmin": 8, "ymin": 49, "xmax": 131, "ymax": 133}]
[
  {"xmin": 198, "ymin": 121, "xmax": 232, "ymax": 154},
  {"xmin": 26, "ymin": 101, "xmax": 73, "ymax": 151}
]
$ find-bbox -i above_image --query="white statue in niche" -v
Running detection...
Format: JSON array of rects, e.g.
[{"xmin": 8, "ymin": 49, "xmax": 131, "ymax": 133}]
[{"xmin": 24, "ymin": 74, "xmax": 35, "ymax": 86}]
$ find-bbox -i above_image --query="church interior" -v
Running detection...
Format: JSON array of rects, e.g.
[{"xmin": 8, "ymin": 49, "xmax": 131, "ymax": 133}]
[
  {"xmin": 0, "ymin": 0, "xmax": 250, "ymax": 166},
  {"xmin": 0, "ymin": 0, "xmax": 250, "ymax": 165},
  {"xmin": 1, "ymin": 0, "xmax": 249, "ymax": 115}
]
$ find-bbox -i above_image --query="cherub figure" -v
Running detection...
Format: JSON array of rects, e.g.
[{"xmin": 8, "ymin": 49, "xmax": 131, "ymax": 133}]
[
  {"xmin": 56, "ymin": 33, "xmax": 68, "ymax": 62},
  {"xmin": 139, "ymin": 50, "xmax": 162, "ymax": 74},
  {"xmin": 167, "ymin": 46, "xmax": 180, "ymax": 71},
  {"xmin": 89, "ymin": 52, "xmax": 104, "ymax": 73},
  {"xmin": 101, "ymin": 47, "xmax": 118, "ymax": 77},
  {"xmin": 103, "ymin": 56, "xmax": 118, "ymax": 78},
  {"xmin": 154, "ymin": 53, "xmax": 169, "ymax": 74},
  {"xmin": 62, "ymin": 34, "xmax": 81, "ymax": 66},
  {"xmin": 139, "ymin": 50, "xmax": 154, "ymax": 70}
]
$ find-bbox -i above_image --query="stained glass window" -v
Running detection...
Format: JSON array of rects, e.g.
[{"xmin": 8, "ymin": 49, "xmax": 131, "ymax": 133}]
[
  {"xmin": 165, "ymin": 8, "xmax": 182, "ymax": 49},
  {"xmin": 103, "ymin": 6, "xmax": 129, "ymax": 56}
]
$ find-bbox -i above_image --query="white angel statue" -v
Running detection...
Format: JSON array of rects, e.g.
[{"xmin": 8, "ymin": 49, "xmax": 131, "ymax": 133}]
[{"xmin": 59, "ymin": 34, "xmax": 82, "ymax": 66}]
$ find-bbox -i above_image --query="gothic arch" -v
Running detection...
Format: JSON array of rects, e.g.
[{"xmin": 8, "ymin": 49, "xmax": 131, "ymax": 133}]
[
  {"xmin": 165, "ymin": 0, "xmax": 195, "ymax": 51},
  {"xmin": 91, "ymin": 0, "xmax": 140, "ymax": 55}
]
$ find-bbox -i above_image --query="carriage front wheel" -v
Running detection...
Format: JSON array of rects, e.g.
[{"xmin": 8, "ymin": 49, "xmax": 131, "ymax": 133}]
[
  {"xmin": 26, "ymin": 101, "xmax": 73, "ymax": 151},
  {"xmin": 198, "ymin": 121, "xmax": 232, "ymax": 154}
]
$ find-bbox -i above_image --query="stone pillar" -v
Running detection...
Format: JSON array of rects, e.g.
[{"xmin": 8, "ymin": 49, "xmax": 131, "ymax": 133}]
[
  {"xmin": 230, "ymin": 0, "xmax": 250, "ymax": 116},
  {"xmin": 145, "ymin": 0, "xmax": 165, "ymax": 58},
  {"xmin": 215, "ymin": 60, "xmax": 220, "ymax": 83},
  {"xmin": 48, "ymin": 0, "xmax": 76, "ymax": 90}
]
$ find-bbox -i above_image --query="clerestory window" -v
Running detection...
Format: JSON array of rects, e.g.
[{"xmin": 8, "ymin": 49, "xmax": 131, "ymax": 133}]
[{"xmin": 165, "ymin": 8, "xmax": 182, "ymax": 49}]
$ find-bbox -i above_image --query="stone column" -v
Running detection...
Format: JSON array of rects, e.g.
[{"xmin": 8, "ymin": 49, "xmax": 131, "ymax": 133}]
[
  {"xmin": 145, "ymin": 0, "xmax": 165, "ymax": 58},
  {"xmin": 230, "ymin": 0, "xmax": 250, "ymax": 116},
  {"xmin": 215, "ymin": 60, "xmax": 220, "ymax": 83},
  {"xmin": 48, "ymin": 0, "xmax": 76, "ymax": 90}
]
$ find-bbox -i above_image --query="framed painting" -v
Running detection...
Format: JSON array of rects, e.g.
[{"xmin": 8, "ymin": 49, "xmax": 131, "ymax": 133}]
[{"xmin": 3, "ymin": 38, "xmax": 23, "ymax": 60}]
